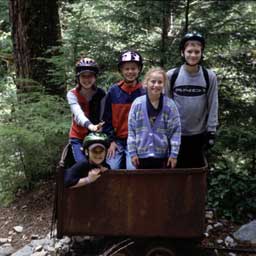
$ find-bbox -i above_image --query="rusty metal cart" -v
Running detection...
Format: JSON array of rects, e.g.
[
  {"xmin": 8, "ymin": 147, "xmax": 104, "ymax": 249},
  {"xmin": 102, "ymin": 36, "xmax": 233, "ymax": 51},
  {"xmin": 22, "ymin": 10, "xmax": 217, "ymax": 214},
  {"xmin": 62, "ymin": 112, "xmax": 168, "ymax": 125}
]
[{"xmin": 55, "ymin": 144, "xmax": 208, "ymax": 256}]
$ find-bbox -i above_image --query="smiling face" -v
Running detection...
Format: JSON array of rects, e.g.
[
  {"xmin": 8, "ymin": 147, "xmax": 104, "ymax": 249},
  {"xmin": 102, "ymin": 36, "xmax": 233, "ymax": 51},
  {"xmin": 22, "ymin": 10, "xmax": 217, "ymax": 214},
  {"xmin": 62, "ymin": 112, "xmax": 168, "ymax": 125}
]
[
  {"xmin": 120, "ymin": 62, "xmax": 140, "ymax": 84},
  {"xmin": 87, "ymin": 145, "xmax": 106, "ymax": 165},
  {"xmin": 78, "ymin": 71, "xmax": 96, "ymax": 90},
  {"xmin": 182, "ymin": 41, "xmax": 203, "ymax": 66},
  {"xmin": 146, "ymin": 71, "xmax": 165, "ymax": 98}
]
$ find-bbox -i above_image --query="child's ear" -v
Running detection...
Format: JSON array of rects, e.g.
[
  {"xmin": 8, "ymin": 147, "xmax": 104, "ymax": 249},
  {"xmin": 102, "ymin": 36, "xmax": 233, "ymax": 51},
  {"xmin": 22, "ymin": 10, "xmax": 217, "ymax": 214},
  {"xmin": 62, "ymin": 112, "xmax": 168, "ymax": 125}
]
[
  {"xmin": 85, "ymin": 149, "xmax": 89, "ymax": 156},
  {"xmin": 181, "ymin": 50, "xmax": 184, "ymax": 57}
]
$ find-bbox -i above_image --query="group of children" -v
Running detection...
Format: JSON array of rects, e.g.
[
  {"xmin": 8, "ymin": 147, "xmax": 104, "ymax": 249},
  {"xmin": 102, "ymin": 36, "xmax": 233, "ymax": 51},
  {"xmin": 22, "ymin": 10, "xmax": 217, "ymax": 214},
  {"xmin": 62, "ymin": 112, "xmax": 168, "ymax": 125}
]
[{"xmin": 64, "ymin": 31, "xmax": 218, "ymax": 188}]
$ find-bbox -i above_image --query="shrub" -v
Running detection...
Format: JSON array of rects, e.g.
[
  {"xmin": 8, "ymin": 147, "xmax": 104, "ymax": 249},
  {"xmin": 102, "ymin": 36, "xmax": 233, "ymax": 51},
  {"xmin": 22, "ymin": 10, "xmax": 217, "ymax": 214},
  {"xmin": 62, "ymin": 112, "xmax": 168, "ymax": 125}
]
[{"xmin": 0, "ymin": 85, "xmax": 70, "ymax": 205}]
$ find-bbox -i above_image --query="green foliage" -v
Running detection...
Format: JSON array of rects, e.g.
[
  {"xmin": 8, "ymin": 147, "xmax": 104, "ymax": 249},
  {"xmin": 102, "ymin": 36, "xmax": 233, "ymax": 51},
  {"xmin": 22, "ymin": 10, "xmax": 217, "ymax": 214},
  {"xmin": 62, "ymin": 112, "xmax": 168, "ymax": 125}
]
[
  {"xmin": 0, "ymin": 24, "xmax": 12, "ymax": 80},
  {"xmin": 2, "ymin": 0, "xmax": 255, "ymax": 220},
  {"xmin": 0, "ymin": 0, "xmax": 10, "ymax": 32},
  {"xmin": 0, "ymin": 0, "xmax": 12, "ymax": 94},
  {"xmin": 185, "ymin": 0, "xmax": 256, "ymax": 221},
  {"xmin": 207, "ymin": 151, "xmax": 256, "ymax": 221},
  {"xmin": 57, "ymin": 0, "xmax": 184, "ymax": 88},
  {"xmin": 0, "ymin": 78, "xmax": 70, "ymax": 205},
  {"xmin": 207, "ymin": 100, "xmax": 256, "ymax": 221}
]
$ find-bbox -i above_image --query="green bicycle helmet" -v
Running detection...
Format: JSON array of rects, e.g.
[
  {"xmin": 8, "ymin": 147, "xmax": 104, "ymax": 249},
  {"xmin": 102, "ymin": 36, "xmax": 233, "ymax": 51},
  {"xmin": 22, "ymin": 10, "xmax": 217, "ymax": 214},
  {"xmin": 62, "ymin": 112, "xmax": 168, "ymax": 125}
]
[{"xmin": 83, "ymin": 132, "xmax": 110, "ymax": 150}]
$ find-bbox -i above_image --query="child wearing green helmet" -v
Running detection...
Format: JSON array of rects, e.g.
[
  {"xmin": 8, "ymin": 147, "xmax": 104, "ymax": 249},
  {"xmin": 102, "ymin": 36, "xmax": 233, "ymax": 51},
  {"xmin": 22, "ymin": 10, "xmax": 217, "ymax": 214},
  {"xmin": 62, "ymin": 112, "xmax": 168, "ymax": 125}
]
[{"xmin": 64, "ymin": 132, "xmax": 110, "ymax": 188}]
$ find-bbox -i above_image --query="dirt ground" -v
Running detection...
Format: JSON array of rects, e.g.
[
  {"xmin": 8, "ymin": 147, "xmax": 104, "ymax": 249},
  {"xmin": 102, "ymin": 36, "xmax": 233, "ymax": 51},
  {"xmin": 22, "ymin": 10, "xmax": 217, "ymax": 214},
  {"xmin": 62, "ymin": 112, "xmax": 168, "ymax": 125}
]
[
  {"xmin": 0, "ymin": 179, "xmax": 55, "ymax": 250},
  {"xmin": 0, "ymin": 179, "xmax": 255, "ymax": 255}
]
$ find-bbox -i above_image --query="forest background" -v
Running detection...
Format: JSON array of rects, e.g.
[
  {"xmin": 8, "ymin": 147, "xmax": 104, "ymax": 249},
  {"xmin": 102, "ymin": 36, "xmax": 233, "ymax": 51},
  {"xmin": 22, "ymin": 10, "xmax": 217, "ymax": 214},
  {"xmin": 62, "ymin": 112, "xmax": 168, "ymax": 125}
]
[{"xmin": 0, "ymin": 0, "xmax": 255, "ymax": 222}]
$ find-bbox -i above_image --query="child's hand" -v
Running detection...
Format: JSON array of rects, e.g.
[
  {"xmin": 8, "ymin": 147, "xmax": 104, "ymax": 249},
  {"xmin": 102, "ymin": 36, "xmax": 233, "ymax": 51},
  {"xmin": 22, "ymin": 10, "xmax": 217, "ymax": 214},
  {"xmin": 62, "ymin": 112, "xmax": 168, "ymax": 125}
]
[
  {"xmin": 88, "ymin": 121, "xmax": 105, "ymax": 132},
  {"xmin": 96, "ymin": 121, "xmax": 105, "ymax": 132},
  {"xmin": 87, "ymin": 169, "xmax": 101, "ymax": 183},
  {"xmin": 167, "ymin": 157, "xmax": 177, "ymax": 168},
  {"xmin": 107, "ymin": 141, "xmax": 118, "ymax": 158},
  {"xmin": 88, "ymin": 124, "xmax": 99, "ymax": 132},
  {"xmin": 99, "ymin": 166, "xmax": 108, "ymax": 172},
  {"xmin": 131, "ymin": 155, "xmax": 139, "ymax": 168}
]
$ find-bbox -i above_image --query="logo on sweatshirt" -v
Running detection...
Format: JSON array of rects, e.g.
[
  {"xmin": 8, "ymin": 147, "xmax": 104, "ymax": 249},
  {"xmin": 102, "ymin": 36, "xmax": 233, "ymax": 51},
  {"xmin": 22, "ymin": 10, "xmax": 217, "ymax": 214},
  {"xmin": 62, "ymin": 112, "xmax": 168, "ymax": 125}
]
[{"xmin": 174, "ymin": 85, "xmax": 206, "ymax": 96}]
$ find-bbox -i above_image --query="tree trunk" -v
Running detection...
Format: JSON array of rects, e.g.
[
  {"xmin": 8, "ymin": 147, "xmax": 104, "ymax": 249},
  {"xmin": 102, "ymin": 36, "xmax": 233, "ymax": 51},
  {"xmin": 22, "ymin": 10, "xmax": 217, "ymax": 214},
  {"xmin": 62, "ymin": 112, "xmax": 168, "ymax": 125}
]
[
  {"xmin": 160, "ymin": 1, "xmax": 173, "ymax": 67},
  {"xmin": 184, "ymin": 0, "xmax": 190, "ymax": 33},
  {"xmin": 8, "ymin": 0, "xmax": 64, "ymax": 95}
]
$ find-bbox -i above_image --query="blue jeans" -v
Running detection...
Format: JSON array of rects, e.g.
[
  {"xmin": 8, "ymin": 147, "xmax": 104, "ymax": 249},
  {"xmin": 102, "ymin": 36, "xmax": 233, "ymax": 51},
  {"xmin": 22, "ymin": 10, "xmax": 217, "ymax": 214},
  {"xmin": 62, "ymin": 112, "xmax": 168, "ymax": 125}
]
[
  {"xmin": 107, "ymin": 139, "xmax": 135, "ymax": 170},
  {"xmin": 69, "ymin": 138, "xmax": 86, "ymax": 163}
]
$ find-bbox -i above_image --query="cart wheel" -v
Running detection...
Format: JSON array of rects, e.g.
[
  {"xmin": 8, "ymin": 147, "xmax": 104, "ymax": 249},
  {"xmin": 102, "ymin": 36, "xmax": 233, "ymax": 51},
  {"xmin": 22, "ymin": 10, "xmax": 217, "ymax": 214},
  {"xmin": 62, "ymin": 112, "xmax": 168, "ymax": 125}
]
[
  {"xmin": 145, "ymin": 246, "xmax": 176, "ymax": 256},
  {"xmin": 102, "ymin": 238, "xmax": 136, "ymax": 256},
  {"xmin": 112, "ymin": 250, "xmax": 133, "ymax": 256}
]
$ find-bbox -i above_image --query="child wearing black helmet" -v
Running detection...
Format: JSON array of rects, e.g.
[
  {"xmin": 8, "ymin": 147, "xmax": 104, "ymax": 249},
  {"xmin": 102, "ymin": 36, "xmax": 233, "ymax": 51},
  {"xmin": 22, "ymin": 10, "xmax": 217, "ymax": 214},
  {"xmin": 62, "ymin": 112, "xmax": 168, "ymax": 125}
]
[
  {"xmin": 64, "ymin": 132, "xmax": 110, "ymax": 188},
  {"xmin": 102, "ymin": 50, "xmax": 145, "ymax": 170},
  {"xmin": 166, "ymin": 32, "xmax": 218, "ymax": 168},
  {"xmin": 67, "ymin": 58, "xmax": 106, "ymax": 163}
]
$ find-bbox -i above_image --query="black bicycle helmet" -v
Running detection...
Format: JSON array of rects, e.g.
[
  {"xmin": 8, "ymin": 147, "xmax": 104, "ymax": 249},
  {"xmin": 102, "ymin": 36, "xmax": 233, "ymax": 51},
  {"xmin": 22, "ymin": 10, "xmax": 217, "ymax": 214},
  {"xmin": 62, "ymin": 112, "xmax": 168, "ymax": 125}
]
[
  {"xmin": 117, "ymin": 50, "xmax": 143, "ymax": 72},
  {"xmin": 83, "ymin": 132, "xmax": 110, "ymax": 150},
  {"xmin": 76, "ymin": 58, "xmax": 99, "ymax": 76},
  {"xmin": 180, "ymin": 31, "xmax": 205, "ymax": 51}
]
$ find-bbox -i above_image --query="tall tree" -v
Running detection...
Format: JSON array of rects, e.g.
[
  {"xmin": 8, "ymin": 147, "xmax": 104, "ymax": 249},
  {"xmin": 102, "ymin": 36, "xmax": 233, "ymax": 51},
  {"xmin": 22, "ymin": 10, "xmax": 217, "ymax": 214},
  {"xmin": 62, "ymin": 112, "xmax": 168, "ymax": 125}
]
[{"xmin": 8, "ymin": 0, "xmax": 63, "ymax": 95}]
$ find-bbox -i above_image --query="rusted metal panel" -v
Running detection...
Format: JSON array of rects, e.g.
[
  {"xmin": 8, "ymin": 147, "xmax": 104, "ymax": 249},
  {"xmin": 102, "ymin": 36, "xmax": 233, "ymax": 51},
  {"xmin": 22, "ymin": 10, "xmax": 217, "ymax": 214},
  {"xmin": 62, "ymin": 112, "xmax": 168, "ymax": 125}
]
[{"xmin": 57, "ymin": 166, "xmax": 207, "ymax": 239}]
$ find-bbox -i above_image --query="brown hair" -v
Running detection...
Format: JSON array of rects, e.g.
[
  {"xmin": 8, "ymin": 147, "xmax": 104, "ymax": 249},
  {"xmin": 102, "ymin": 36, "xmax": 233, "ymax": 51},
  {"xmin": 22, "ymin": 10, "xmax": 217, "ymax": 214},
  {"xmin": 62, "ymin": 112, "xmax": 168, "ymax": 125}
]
[{"xmin": 184, "ymin": 40, "xmax": 203, "ymax": 49}]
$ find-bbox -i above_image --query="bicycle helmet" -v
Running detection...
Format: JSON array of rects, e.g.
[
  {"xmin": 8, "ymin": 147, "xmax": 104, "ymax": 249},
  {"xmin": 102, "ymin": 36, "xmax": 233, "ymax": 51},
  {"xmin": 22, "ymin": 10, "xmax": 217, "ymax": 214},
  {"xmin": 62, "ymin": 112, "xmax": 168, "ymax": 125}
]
[
  {"xmin": 76, "ymin": 58, "xmax": 99, "ymax": 76},
  {"xmin": 118, "ymin": 50, "xmax": 143, "ymax": 72},
  {"xmin": 180, "ymin": 31, "xmax": 205, "ymax": 51},
  {"xmin": 83, "ymin": 132, "xmax": 110, "ymax": 150}
]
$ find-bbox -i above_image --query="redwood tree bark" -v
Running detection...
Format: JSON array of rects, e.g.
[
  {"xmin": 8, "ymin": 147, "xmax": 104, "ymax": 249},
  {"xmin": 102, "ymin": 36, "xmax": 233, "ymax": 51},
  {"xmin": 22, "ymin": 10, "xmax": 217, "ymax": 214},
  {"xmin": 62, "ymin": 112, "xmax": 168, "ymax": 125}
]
[{"xmin": 8, "ymin": 0, "xmax": 64, "ymax": 95}]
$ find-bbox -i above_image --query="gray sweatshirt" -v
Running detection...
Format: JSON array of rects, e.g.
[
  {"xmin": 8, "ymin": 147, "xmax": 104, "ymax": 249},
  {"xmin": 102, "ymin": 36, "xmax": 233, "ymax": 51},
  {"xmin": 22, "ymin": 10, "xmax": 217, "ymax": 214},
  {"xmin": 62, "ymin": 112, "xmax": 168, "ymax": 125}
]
[{"xmin": 166, "ymin": 65, "xmax": 218, "ymax": 136}]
